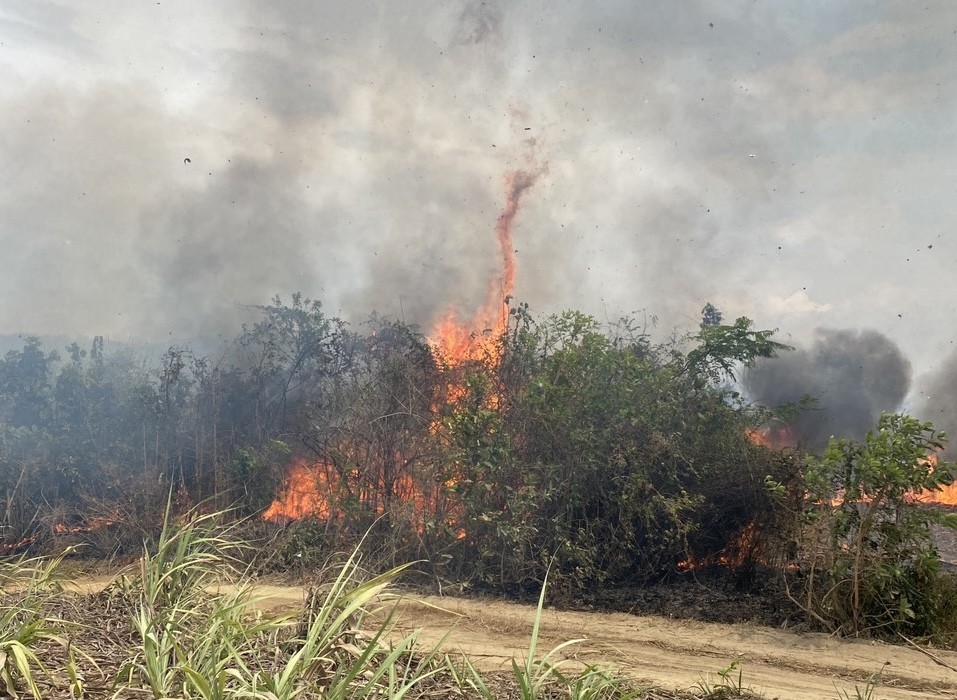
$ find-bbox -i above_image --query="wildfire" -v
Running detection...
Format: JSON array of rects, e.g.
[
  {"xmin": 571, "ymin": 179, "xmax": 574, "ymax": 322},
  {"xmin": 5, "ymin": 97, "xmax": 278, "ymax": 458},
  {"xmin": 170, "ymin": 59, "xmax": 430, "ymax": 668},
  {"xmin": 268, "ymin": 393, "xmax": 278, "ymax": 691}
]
[
  {"xmin": 746, "ymin": 425, "xmax": 796, "ymax": 451},
  {"xmin": 430, "ymin": 169, "xmax": 541, "ymax": 366},
  {"xmin": 261, "ymin": 457, "xmax": 465, "ymax": 536},
  {"xmin": 53, "ymin": 516, "xmax": 117, "ymax": 535},
  {"xmin": 907, "ymin": 453, "xmax": 957, "ymax": 507},
  {"xmin": 0, "ymin": 535, "xmax": 36, "ymax": 556},
  {"xmin": 0, "ymin": 516, "xmax": 118, "ymax": 557},
  {"xmin": 263, "ymin": 164, "xmax": 544, "ymax": 530},
  {"xmin": 262, "ymin": 460, "xmax": 332, "ymax": 523},
  {"xmin": 678, "ymin": 521, "xmax": 760, "ymax": 573},
  {"xmin": 821, "ymin": 452, "xmax": 957, "ymax": 508},
  {"xmin": 925, "ymin": 483, "xmax": 957, "ymax": 506}
]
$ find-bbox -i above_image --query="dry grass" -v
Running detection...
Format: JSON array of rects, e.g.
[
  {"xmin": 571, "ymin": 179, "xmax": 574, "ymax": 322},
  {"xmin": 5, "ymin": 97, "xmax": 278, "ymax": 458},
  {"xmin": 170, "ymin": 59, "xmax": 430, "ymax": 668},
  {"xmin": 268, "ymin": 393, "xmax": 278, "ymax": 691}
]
[{"xmin": 0, "ymin": 511, "xmax": 774, "ymax": 699}]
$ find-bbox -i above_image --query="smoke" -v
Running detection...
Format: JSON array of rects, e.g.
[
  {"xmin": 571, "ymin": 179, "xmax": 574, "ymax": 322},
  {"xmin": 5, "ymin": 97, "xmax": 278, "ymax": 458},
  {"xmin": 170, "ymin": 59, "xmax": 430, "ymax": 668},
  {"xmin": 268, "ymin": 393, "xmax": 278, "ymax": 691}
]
[
  {"xmin": 917, "ymin": 349, "xmax": 957, "ymax": 457},
  {"xmin": 492, "ymin": 168, "xmax": 544, "ymax": 313},
  {"xmin": 4, "ymin": 0, "xmax": 957, "ymax": 375},
  {"xmin": 136, "ymin": 158, "xmax": 332, "ymax": 341},
  {"xmin": 431, "ymin": 163, "xmax": 545, "ymax": 361},
  {"xmin": 454, "ymin": 1, "xmax": 504, "ymax": 47},
  {"xmin": 0, "ymin": 0, "xmax": 792, "ymax": 345},
  {"xmin": 744, "ymin": 328, "xmax": 911, "ymax": 453}
]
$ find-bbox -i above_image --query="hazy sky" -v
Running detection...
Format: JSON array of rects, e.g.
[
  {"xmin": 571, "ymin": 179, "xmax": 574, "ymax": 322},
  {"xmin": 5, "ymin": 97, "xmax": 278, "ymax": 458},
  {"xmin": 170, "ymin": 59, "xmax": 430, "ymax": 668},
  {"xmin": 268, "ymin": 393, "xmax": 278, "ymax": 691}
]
[{"xmin": 2, "ymin": 1, "xmax": 957, "ymax": 406}]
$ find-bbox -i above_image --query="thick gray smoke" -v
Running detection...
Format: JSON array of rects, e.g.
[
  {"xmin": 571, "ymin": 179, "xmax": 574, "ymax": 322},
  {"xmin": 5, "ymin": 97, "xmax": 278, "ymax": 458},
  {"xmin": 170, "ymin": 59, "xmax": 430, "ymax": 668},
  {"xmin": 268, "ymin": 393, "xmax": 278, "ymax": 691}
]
[
  {"xmin": 917, "ymin": 350, "xmax": 957, "ymax": 456},
  {"xmin": 5, "ymin": 0, "xmax": 957, "ymax": 375},
  {"xmin": 0, "ymin": 1, "xmax": 798, "ymax": 345},
  {"xmin": 744, "ymin": 329, "xmax": 911, "ymax": 453}
]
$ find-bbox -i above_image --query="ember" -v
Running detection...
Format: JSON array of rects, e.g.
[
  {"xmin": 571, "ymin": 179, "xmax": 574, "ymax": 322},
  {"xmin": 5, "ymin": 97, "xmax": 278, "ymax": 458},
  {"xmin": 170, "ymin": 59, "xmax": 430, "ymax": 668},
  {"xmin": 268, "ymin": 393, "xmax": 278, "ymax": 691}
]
[
  {"xmin": 678, "ymin": 521, "xmax": 760, "ymax": 573},
  {"xmin": 53, "ymin": 516, "xmax": 118, "ymax": 535}
]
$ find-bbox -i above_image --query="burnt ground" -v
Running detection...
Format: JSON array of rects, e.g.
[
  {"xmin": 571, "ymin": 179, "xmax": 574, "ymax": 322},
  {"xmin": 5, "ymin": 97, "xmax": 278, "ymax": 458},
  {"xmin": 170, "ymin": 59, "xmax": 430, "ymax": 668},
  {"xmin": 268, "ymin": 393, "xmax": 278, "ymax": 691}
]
[
  {"xmin": 561, "ymin": 570, "xmax": 801, "ymax": 627},
  {"xmin": 455, "ymin": 565, "xmax": 803, "ymax": 632}
]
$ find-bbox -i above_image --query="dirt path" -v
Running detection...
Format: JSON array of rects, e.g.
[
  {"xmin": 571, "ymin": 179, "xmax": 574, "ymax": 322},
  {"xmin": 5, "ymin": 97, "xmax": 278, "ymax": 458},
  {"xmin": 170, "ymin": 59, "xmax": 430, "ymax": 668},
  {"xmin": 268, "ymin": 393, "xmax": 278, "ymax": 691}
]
[
  {"xmin": 385, "ymin": 595, "xmax": 957, "ymax": 699},
  {"xmin": 67, "ymin": 578, "xmax": 957, "ymax": 699}
]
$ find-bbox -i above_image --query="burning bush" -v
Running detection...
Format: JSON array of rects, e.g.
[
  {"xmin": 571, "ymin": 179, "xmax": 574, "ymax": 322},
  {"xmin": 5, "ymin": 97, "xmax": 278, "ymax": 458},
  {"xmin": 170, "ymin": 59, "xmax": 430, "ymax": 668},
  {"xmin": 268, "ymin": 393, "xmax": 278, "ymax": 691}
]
[
  {"xmin": 247, "ymin": 303, "xmax": 798, "ymax": 594},
  {"xmin": 0, "ymin": 296, "xmax": 805, "ymax": 603},
  {"xmin": 795, "ymin": 413, "xmax": 957, "ymax": 642},
  {"xmin": 435, "ymin": 308, "xmax": 798, "ymax": 590}
]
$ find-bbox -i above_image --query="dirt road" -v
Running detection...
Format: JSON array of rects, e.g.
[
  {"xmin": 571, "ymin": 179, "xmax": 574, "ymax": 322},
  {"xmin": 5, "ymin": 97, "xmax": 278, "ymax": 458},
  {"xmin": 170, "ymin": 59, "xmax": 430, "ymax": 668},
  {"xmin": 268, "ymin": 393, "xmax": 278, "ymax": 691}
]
[
  {"xmin": 66, "ymin": 577, "xmax": 957, "ymax": 699},
  {"xmin": 244, "ymin": 584, "xmax": 957, "ymax": 700}
]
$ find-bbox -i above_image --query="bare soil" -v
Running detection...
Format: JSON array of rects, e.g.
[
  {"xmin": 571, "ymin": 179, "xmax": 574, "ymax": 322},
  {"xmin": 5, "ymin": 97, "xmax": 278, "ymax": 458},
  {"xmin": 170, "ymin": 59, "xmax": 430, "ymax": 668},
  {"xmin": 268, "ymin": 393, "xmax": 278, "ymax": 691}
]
[
  {"xmin": 382, "ymin": 594, "xmax": 957, "ymax": 700},
  {"xmin": 65, "ymin": 575, "xmax": 957, "ymax": 700}
]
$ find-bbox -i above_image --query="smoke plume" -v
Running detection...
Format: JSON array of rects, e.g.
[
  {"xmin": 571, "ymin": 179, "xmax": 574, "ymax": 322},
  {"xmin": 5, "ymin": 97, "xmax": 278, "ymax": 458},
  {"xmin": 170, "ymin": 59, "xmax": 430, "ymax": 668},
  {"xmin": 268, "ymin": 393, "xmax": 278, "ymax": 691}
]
[
  {"xmin": 917, "ymin": 349, "xmax": 957, "ymax": 457},
  {"xmin": 431, "ymin": 165, "xmax": 544, "ymax": 362},
  {"xmin": 744, "ymin": 328, "xmax": 911, "ymax": 453},
  {"xmin": 5, "ymin": 0, "xmax": 957, "ymax": 383}
]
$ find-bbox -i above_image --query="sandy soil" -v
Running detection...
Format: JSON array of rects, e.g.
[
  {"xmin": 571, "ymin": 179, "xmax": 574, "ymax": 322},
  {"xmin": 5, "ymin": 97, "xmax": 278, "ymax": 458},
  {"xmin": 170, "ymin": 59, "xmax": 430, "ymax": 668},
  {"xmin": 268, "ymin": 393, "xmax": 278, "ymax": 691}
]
[
  {"xmin": 382, "ymin": 595, "xmax": 957, "ymax": 699},
  {"xmin": 64, "ymin": 577, "xmax": 957, "ymax": 699}
]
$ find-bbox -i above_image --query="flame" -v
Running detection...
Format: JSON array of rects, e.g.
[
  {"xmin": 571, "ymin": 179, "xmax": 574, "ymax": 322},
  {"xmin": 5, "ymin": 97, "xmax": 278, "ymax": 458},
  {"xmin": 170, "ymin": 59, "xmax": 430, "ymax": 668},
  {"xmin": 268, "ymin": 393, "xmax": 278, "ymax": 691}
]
[
  {"xmin": 746, "ymin": 425, "xmax": 796, "ymax": 451},
  {"xmin": 431, "ymin": 169, "xmax": 541, "ymax": 366},
  {"xmin": 53, "ymin": 516, "xmax": 117, "ymax": 535},
  {"xmin": 0, "ymin": 535, "xmax": 36, "ymax": 556},
  {"xmin": 262, "ymin": 457, "xmax": 465, "ymax": 537},
  {"xmin": 1, "ymin": 516, "xmax": 118, "ymax": 555},
  {"xmin": 678, "ymin": 521, "xmax": 760, "ymax": 572},
  {"xmin": 262, "ymin": 459, "xmax": 332, "ymax": 523},
  {"xmin": 424, "ymin": 167, "xmax": 543, "ymax": 535},
  {"xmin": 907, "ymin": 453, "xmax": 957, "ymax": 506},
  {"xmin": 925, "ymin": 483, "xmax": 957, "ymax": 506},
  {"xmin": 747, "ymin": 427, "xmax": 957, "ymax": 506},
  {"xmin": 263, "ymin": 166, "xmax": 543, "ymax": 535},
  {"xmin": 822, "ymin": 453, "xmax": 957, "ymax": 507}
]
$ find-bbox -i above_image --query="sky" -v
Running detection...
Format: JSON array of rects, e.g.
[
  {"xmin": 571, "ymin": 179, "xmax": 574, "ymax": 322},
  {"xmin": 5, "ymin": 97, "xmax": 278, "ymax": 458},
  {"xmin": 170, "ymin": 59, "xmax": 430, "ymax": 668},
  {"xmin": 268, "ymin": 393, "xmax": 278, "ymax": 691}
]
[{"xmin": 2, "ymin": 1, "xmax": 957, "ymax": 423}]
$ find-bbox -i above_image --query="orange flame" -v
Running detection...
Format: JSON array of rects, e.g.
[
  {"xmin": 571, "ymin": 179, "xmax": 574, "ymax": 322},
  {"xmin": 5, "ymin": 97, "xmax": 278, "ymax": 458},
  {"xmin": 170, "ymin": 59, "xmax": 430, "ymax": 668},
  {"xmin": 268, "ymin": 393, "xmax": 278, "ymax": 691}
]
[
  {"xmin": 678, "ymin": 521, "xmax": 760, "ymax": 572},
  {"xmin": 822, "ymin": 453, "xmax": 957, "ymax": 507},
  {"xmin": 262, "ymin": 460, "xmax": 332, "ymax": 523},
  {"xmin": 908, "ymin": 453, "xmax": 957, "ymax": 506},
  {"xmin": 0, "ymin": 535, "xmax": 37, "ymax": 555},
  {"xmin": 924, "ymin": 484, "xmax": 957, "ymax": 506},
  {"xmin": 431, "ymin": 169, "xmax": 541, "ymax": 366},
  {"xmin": 746, "ymin": 425, "xmax": 796, "ymax": 451},
  {"xmin": 264, "ymin": 166, "xmax": 543, "ymax": 533},
  {"xmin": 53, "ymin": 516, "xmax": 117, "ymax": 535},
  {"xmin": 262, "ymin": 457, "xmax": 465, "ymax": 537}
]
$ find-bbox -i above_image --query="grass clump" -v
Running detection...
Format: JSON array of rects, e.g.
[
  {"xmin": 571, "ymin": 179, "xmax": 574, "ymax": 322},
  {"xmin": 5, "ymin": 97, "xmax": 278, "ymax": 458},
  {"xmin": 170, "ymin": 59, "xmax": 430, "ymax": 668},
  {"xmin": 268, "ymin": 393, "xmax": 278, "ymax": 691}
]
[
  {"xmin": 110, "ymin": 506, "xmax": 446, "ymax": 700},
  {"xmin": 8, "ymin": 508, "xmax": 877, "ymax": 700},
  {"xmin": 104, "ymin": 506, "xmax": 656, "ymax": 699},
  {"xmin": 0, "ymin": 551, "xmax": 74, "ymax": 698},
  {"xmin": 834, "ymin": 663, "xmax": 887, "ymax": 700}
]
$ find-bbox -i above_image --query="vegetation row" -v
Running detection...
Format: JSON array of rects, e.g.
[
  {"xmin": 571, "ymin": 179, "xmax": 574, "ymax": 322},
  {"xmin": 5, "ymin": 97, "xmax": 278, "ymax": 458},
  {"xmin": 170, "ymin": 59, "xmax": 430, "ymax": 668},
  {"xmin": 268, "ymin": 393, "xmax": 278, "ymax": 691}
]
[{"xmin": 2, "ymin": 295, "xmax": 957, "ymax": 650}]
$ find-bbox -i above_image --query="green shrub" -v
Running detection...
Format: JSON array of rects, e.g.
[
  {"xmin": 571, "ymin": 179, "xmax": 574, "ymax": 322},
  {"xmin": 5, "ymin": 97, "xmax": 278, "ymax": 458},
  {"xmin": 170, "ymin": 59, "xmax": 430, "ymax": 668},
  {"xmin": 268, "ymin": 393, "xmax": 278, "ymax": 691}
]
[
  {"xmin": 798, "ymin": 413, "xmax": 957, "ymax": 641},
  {"xmin": 444, "ymin": 308, "xmax": 795, "ymax": 590}
]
